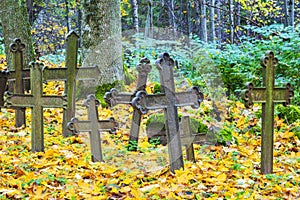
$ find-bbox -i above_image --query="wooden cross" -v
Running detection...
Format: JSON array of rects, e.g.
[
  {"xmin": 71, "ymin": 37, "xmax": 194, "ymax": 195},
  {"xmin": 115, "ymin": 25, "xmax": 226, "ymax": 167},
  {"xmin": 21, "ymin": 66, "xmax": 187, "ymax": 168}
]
[
  {"xmin": 0, "ymin": 70, "xmax": 9, "ymax": 107},
  {"xmin": 104, "ymin": 58, "xmax": 152, "ymax": 151},
  {"xmin": 42, "ymin": 31, "xmax": 100, "ymax": 137},
  {"xmin": 132, "ymin": 53, "xmax": 204, "ymax": 173},
  {"xmin": 5, "ymin": 62, "xmax": 67, "ymax": 152},
  {"xmin": 180, "ymin": 116, "xmax": 206, "ymax": 163},
  {"xmin": 0, "ymin": 39, "xmax": 31, "ymax": 127},
  {"xmin": 66, "ymin": 94, "xmax": 118, "ymax": 162},
  {"xmin": 242, "ymin": 51, "xmax": 294, "ymax": 174}
]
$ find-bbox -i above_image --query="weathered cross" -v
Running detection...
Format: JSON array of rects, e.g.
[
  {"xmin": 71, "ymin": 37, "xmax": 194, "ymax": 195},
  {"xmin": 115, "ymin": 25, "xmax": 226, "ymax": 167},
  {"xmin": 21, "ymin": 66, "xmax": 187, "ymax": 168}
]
[
  {"xmin": 242, "ymin": 51, "xmax": 294, "ymax": 174},
  {"xmin": 42, "ymin": 31, "xmax": 100, "ymax": 137},
  {"xmin": 180, "ymin": 116, "xmax": 206, "ymax": 163},
  {"xmin": 132, "ymin": 53, "xmax": 204, "ymax": 172},
  {"xmin": 0, "ymin": 39, "xmax": 31, "ymax": 127},
  {"xmin": 104, "ymin": 58, "xmax": 152, "ymax": 150},
  {"xmin": 5, "ymin": 62, "xmax": 67, "ymax": 152},
  {"xmin": 0, "ymin": 70, "xmax": 9, "ymax": 107},
  {"xmin": 66, "ymin": 94, "xmax": 118, "ymax": 162}
]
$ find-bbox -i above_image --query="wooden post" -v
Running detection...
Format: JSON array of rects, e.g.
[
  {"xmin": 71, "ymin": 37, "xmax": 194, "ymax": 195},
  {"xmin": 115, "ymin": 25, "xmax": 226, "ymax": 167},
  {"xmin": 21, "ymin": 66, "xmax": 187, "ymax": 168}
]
[
  {"xmin": 242, "ymin": 51, "xmax": 294, "ymax": 174},
  {"xmin": 132, "ymin": 53, "xmax": 204, "ymax": 172},
  {"xmin": 104, "ymin": 58, "xmax": 152, "ymax": 151},
  {"xmin": 67, "ymin": 94, "xmax": 118, "ymax": 162},
  {"xmin": 5, "ymin": 62, "xmax": 67, "ymax": 152},
  {"xmin": 43, "ymin": 31, "xmax": 100, "ymax": 137}
]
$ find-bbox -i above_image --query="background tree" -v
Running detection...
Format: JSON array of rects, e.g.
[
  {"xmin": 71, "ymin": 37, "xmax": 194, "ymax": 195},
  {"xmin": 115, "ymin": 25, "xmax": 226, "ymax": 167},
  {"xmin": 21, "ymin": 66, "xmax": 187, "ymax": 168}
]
[
  {"xmin": 209, "ymin": 0, "xmax": 215, "ymax": 41},
  {"xmin": 199, "ymin": 0, "xmax": 208, "ymax": 42},
  {"xmin": 131, "ymin": 0, "xmax": 139, "ymax": 32},
  {"xmin": 0, "ymin": 0, "xmax": 34, "ymax": 68},
  {"xmin": 81, "ymin": 0, "xmax": 124, "ymax": 87}
]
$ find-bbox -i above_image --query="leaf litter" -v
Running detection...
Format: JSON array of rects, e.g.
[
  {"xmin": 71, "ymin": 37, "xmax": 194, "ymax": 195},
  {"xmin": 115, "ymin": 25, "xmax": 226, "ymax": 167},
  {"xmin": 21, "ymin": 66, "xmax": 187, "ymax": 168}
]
[{"xmin": 0, "ymin": 79, "xmax": 299, "ymax": 199}]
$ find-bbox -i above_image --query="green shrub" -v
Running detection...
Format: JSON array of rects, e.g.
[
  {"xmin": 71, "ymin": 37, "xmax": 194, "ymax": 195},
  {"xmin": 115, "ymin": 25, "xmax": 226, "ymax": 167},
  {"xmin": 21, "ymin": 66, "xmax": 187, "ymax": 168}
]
[{"xmin": 276, "ymin": 104, "xmax": 300, "ymax": 124}]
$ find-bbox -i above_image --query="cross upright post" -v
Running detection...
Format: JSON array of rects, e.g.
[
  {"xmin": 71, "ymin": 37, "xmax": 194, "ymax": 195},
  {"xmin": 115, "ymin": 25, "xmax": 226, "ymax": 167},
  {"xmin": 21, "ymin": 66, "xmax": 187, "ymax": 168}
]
[
  {"xmin": 104, "ymin": 58, "xmax": 152, "ymax": 151},
  {"xmin": 132, "ymin": 53, "xmax": 204, "ymax": 172},
  {"xmin": 5, "ymin": 62, "xmax": 67, "ymax": 152},
  {"xmin": 242, "ymin": 51, "xmax": 294, "ymax": 174},
  {"xmin": 67, "ymin": 94, "xmax": 118, "ymax": 162},
  {"xmin": 42, "ymin": 31, "xmax": 100, "ymax": 137}
]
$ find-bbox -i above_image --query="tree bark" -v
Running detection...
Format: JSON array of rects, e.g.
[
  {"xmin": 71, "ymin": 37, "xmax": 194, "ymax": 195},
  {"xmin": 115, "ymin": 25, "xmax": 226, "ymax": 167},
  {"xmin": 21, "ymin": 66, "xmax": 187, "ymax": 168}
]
[
  {"xmin": 0, "ymin": 0, "xmax": 34, "ymax": 69},
  {"xmin": 215, "ymin": 0, "xmax": 222, "ymax": 46},
  {"xmin": 165, "ymin": 0, "xmax": 176, "ymax": 35},
  {"xmin": 199, "ymin": 0, "xmax": 207, "ymax": 42},
  {"xmin": 229, "ymin": 0, "xmax": 234, "ymax": 44},
  {"xmin": 81, "ymin": 0, "xmax": 124, "ymax": 85},
  {"xmin": 283, "ymin": 0, "xmax": 289, "ymax": 27},
  {"xmin": 289, "ymin": 0, "xmax": 294, "ymax": 28},
  {"xmin": 131, "ymin": 0, "xmax": 139, "ymax": 32},
  {"xmin": 209, "ymin": 0, "xmax": 215, "ymax": 42}
]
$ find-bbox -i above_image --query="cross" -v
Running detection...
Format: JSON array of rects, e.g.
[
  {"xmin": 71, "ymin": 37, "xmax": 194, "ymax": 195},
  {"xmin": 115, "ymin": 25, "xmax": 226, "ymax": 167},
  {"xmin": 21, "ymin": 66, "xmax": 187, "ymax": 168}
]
[
  {"xmin": 104, "ymin": 58, "xmax": 152, "ymax": 151},
  {"xmin": 242, "ymin": 51, "xmax": 294, "ymax": 174},
  {"xmin": 0, "ymin": 39, "xmax": 31, "ymax": 127},
  {"xmin": 5, "ymin": 62, "xmax": 67, "ymax": 152},
  {"xmin": 180, "ymin": 116, "xmax": 206, "ymax": 163},
  {"xmin": 0, "ymin": 70, "xmax": 9, "ymax": 107},
  {"xmin": 66, "ymin": 94, "xmax": 118, "ymax": 162},
  {"xmin": 42, "ymin": 31, "xmax": 100, "ymax": 137},
  {"xmin": 132, "ymin": 53, "xmax": 204, "ymax": 173}
]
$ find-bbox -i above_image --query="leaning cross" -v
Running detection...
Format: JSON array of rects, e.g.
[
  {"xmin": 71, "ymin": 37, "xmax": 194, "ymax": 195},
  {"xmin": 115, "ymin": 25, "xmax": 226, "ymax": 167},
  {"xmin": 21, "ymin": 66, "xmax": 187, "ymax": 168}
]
[
  {"xmin": 104, "ymin": 58, "xmax": 152, "ymax": 150},
  {"xmin": 242, "ymin": 51, "xmax": 294, "ymax": 174},
  {"xmin": 180, "ymin": 116, "xmax": 206, "ymax": 163},
  {"xmin": 0, "ymin": 39, "xmax": 31, "ymax": 127},
  {"xmin": 5, "ymin": 62, "xmax": 67, "ymax": 152},
  {"xmin": 43, "ymin": 31, "xmax": 100, "ymax": 137},
  {"xmin": 132, "ymin": 53, "xmax": 204, "ymax": 173},
  {"xmin": 66, "ymin": 94, "xmax": 118, "ymax": 162}
]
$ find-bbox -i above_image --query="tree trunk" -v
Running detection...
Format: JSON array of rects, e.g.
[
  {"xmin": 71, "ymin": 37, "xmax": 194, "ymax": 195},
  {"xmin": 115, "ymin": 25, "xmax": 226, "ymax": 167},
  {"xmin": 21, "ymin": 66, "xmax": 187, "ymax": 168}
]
[
  {"xmin": 131, "ymin": 0, "xmax": 139, "ymax": 32},
  {"xmin": 209, "ymin": 0, "xmax": 215, "ymax": 42},
  {"xmin": 165, "ymin": 0, "xmax": 176, "ymax": 35},
  {"xmin": 289, "ymin": 0, "xmax": 294, "ymax": 29},
  {"xmin": 0, "ymin": 0, "xmax": 34, "ymax": 69},
  {"xmin": 81, "ymin": 0, "xmax": 124, "ymax": 86},
  {"xmin": 229, "ymin": 0, "xmax": 234, "ymax": 44},
  {"xmin": 283, "ymin": 0, "xmax": 289, "ymax": 27},
  {"xmin": 215, "ymin": 0, "xmax": 222, "ymax": 46},
  {"xmin": 199, "ymin": 0, "xmax": 207, "ymax": 42}
]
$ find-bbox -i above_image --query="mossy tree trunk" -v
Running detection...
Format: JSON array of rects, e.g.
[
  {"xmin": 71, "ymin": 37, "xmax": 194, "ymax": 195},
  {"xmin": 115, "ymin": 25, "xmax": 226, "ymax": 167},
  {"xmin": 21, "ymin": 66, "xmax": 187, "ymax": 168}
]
[
  {"xmin": 81, "ymin": 0, "xmax": 124, "ymax": 86},
  {"xmin": 0, "ymin": 0, "xmax": 34, "ymax": 69}
]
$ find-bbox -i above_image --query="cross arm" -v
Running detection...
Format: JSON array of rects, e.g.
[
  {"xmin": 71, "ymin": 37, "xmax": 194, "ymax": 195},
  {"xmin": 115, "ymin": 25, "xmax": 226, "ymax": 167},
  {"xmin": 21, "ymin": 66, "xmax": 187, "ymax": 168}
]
[
  {"xmin": 41, "ymin": 95, "xmax": 68, "ymax": 108},
  {"xmin": 4, "ymin": 92, "xmax": 34, "ymax": 107},
  {"xmin": 242, "ymin": 82, "xmax": 294, "ymax": 107},
  {"xmin": 43, "ymin": 67, "xmax": 68, "ymax": 80},
  {"xmin": 132, "ymin": 87, "xmax": 204, "ymax": 114},
  {"xmin": 104, "ymin": 88, "xmax": 134, "ymax": 107},
  {"xmin": 7, "ymin": 69, "xmax": 30, "ymax": 81},
  {"xmin": 181, "ymin": 133, "xmax": 206, "ymax": 146},
  {"xmin": 67, "ymin": 117, "xmax": 118, "ymax": 134}
]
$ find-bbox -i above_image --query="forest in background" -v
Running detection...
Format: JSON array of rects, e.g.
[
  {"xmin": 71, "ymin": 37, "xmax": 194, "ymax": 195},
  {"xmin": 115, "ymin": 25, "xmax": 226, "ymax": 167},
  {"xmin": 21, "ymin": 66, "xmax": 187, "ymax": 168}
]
[{"xmin": 0, "ymin": 0, "xmax": 299, "ymax": 106}]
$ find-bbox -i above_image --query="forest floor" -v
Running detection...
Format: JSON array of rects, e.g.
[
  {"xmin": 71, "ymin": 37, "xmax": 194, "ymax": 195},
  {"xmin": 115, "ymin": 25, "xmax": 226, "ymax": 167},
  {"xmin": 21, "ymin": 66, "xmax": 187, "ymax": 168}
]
[{"xmin": 0, "ymin": 76, "xmax": 300, "ymax": 199}]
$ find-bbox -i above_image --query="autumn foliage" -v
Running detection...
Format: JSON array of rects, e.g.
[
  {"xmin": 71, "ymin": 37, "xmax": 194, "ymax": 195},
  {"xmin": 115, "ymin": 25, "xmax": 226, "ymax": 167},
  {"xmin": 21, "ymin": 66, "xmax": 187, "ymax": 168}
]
[{"xmin": 0, "ymin": 68, "xmax": 299, "ymax": 199}]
